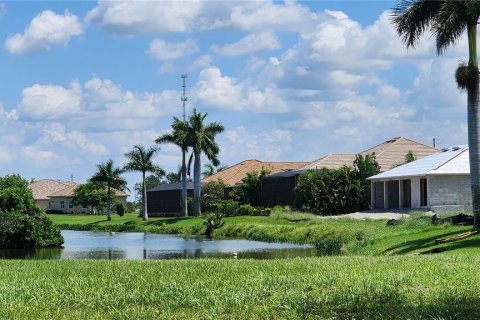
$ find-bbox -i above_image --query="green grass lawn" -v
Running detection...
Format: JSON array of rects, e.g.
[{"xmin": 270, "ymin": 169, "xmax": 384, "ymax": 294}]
[
  {"xmin": 48, "ymin": 212, "xmax": 480, "ymax": 255},
  {"xmin": 0, "ymin": 256, "xmax": 479, "ymax": 319}
]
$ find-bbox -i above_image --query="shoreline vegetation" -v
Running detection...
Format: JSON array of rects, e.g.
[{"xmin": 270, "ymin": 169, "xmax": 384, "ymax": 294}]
[{"xmin": 48, "ymin": 209, "xmax": 480, "ymax": 255}]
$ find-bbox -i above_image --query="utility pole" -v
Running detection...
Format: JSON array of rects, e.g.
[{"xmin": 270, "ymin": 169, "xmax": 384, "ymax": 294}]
[
  {"xmin": 181, "ymin": 74, "xmax": 187, "ymax": 121},
  {"xmin": 180, "ymin": 74, "xmax": 188, "ymax": 216}
]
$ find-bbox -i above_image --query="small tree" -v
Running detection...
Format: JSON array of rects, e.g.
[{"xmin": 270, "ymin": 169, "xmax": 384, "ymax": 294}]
[
  {"xmin": 405, "ymin": 150, "xmax": 416, "ymax": 163},
  {"xmin": 230, "ymin": 168, "xmax": 270, "ymax": 206},
  {"xmin": 201, "ymin": 180, "xmax": 226, "ymax": 212},
  {"xmin": 72, "ymin": 182, "xmax": 109, "ymax": 214},
  {"xmin": 353, "ymin": 153, "xmax": 381, "ymax": 210}
]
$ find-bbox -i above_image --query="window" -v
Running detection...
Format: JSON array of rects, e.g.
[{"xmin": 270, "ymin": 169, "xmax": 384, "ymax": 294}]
[
  {"xmin": 68, "ymin": 200, "xmax": 73, "ymax": 209},
  {"xmin": 60, "ymin": 200, "xmax": 65, "ymax": 209}
]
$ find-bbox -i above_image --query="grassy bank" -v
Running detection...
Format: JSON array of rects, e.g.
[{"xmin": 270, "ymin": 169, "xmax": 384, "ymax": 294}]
[
  {"xmin": 0, "ymin": 256, "xmax": 478, "ymax": 319},
  {"xmin": 48, "ymin": 212, "xmax": 480, "ymax": 255}
]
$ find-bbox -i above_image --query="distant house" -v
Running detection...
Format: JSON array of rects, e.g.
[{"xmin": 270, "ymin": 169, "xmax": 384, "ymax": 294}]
[
  {"xmin": 261, "ymin": 137, "xmax": 438, "ymax": 208},
  {"xmin": 368, "ymin": 146, "xmax": 471, "ymax": 211},
  {"xmin": 29, "ymin": 179, "xmax": 128, "ymax": 213},
  {"xmin": 147, "ymin": 160, "xmax": 308, "ymax": 216},
  {"xmin": 147, "ymin": 182, "xmax": 195, "ymax": 216}
]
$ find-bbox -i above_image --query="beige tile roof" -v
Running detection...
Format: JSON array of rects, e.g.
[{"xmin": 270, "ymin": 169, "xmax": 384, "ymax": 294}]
[
  {"xmin": 202, "ymin": 159, "xmax": 308, "ymax": 186},
  {"xmin": 49, "ymin": 184, "xmax": 129, "ymax": 197},
  {"xmin": 360, "ymin": 137, "xmax": 438, "ymax": 171},
  {"xmin": 29, "ymin": 179, "xmax": 78, "ymax": 200},
  {"xmin": 300, "ymin": 154, "xmax": 357, "ymax": 170},
  {"xmin": 299, "ymin": 137, "xmax": 438, "ymax": 172}
]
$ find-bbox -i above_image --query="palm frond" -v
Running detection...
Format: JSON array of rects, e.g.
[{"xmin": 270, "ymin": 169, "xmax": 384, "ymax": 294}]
[
  {"xmin": 433, "ymin": 1, "xmax": 468, "ymax": 54},
  {"xmin": 391, "ymin": 0, "xmax": 443, "ymax": 48}
]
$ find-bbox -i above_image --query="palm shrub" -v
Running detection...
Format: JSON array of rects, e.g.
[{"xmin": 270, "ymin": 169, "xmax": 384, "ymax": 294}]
[{"xmin": 203, "ymin": 212, "xmax": 224, "ymax": 236}]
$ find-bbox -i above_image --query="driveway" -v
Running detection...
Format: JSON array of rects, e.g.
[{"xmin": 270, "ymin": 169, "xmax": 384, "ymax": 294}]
[{"xmin": 317, "ymin": 209, "xmax": 434, "ymax": 220}]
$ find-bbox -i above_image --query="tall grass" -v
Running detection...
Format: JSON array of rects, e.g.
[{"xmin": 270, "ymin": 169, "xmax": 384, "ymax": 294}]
[{"xmin": 0, "ymin": 256, "xmax": 479, "ymax": 319}]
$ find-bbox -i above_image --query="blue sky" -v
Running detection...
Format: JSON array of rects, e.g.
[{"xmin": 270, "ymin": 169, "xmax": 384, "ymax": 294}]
[{"xmin": 0, "ymin": 0, "xmax": 471, "ymax": 195}]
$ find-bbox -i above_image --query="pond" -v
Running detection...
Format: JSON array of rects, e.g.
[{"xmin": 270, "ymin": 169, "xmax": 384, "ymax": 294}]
[{"xmin": 0, "ymin": 230, "xmax": 318, "ymax": 260}]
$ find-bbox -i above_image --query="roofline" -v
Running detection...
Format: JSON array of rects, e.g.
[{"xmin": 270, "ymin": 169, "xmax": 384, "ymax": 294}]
[
  {"xmin": 361, "ymin": 136, "xmax": 438, "ymax": 158},
  {"xmin": 368, "ymin": 172, "xmax": 470, "ymax": 181}
]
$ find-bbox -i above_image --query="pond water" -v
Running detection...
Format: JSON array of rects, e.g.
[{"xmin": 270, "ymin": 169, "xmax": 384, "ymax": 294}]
[{"xmin": 0, "ymin": 230, "xmax": 318, "ymax": 260}]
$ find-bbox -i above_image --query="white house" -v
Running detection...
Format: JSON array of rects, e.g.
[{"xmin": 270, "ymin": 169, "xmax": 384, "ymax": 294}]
[{"xmin": 368, "ymin": 146, "xmax": 472, "ymax": 211}]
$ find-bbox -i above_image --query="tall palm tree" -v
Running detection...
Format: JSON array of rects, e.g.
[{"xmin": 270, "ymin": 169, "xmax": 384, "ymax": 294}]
[
  {"xmin": 90, "ymin": 159, "xmax": 127, "ymax": 221},
  {"xmin": 186, "ymin": 109, "xmax": 224, "ymax": 215},
  {"xmin": 392, "ymin": 1, "xmax": 480, "ymax": 231},
  {"xmin": 124, "ymin": 144, "xmax": 163, "ymax": 221},
  {"xmin": 156, "ymin": 118, "xmax": 190, "ymax": 216}
]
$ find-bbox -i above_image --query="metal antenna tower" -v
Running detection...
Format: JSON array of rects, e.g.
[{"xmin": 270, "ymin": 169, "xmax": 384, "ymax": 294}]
[{"xmin": 181, "ymin": 74, "xmax": 188, "ymax": 121}]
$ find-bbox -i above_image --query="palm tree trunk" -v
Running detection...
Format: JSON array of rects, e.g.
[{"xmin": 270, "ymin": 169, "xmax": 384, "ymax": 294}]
[
  {"xmin": 181, "ymin": 150, "xmax": 188, "ymax": 217},
  {"xmin": 107, "ymin": 185, "xmax": 112, "ymax": 221},
  {"xmin": 193, "ymin": 152, "xmax": 201, "ymax": 215},
  {"xmin": 467, "ymin": 24, "xmax": 480, "ymax": 231},
  {"xmin": 142, "ymin": 171, "xmax": 148, "ymax": 221}
]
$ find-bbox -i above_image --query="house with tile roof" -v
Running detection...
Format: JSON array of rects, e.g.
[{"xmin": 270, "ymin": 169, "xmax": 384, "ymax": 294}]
[
  {"xmin": 368, "ymin": 146, "xmax": 471, "ymax": 211},
  {"xmin": 29, "ymin": 179, "xmax": 128, "ymax": 213},
  {"xmin": 261, "ymin": 137, "xmax": 438, "ymax": 208}
]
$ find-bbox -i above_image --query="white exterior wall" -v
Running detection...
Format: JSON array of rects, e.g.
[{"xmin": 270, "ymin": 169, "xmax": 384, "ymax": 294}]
[
  {"xmin": 428, "ymin": 175, "xmax": 472, "ymax": 212},
  {"xmin": 411, "ymin": 177, "xmax": 421, "ymax": 208}
]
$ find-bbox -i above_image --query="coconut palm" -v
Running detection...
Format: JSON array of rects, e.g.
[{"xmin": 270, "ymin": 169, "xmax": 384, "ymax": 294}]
[
  {"xmin": 392, "ymin": 1, "xmax": 480, "ymax": 231},
  {"xmin": 124, "ymin": 145, "xmax": 163, "ymax": 221},
  {"xmin": 186, "ymin": 109, "xmax": 224, "ymax": 215},
  {"xmin": 90, "ymin": 159, "xmax": 127, "ymax": 221},
  {"xmin": 156, "ymin": 118, "xmax": 190, "ymax": 216}
]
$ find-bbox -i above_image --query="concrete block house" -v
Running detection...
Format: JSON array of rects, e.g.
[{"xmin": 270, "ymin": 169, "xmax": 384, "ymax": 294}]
[{"xmin": 368, "ymin": 146, "xmax": 472, "ymax": 211}]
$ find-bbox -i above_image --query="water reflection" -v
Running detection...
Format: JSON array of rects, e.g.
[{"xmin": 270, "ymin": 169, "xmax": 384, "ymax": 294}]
[{"xmin": 0, "ymin": 230, "xmax": 317, "ymax": 260}]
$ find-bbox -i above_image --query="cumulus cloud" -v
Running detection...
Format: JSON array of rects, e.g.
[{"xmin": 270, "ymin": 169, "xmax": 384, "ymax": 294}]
[
  {"xmin": 86, "ymin": 1, "xmax": 313, "ymax": 35},
  {"xmin": 38, "ymin": 123, "xmax": 109, "ymax": 156},
  {"xmin": 17, "ymin": 77, "xmax": 179, "ymax": 128},
  {"xmin": 193, "ymin": 66, "xmax": 288, "ymax": 113},
  {"xmin": 5, "ymin": 10, "xmax": 83, "ymax": 55},
  {"xmin": 148, "ymin": 38, "xmax": 199, "ymax": 61},
  {"xmin": 212, "ymin": 32, "xmax": 280, "ymax": 56},
  {"xmin": 219, "ymin": 126, "xmax": 292, "ymax": 162}
]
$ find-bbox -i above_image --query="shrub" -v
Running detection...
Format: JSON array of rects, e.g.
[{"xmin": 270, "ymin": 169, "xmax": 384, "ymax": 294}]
[
  {"xmin": 0, "ymin": 174, "xmax": 42, "ymax": 215},
  {"xmin": 0, "ymin": 211, "xmax": 64, "ymax": 249},
  {"xmin": 212, "ymin": 199, "xmax": 240, "ymax": 216},
  {"xmin": 229, "ymin": 168, "xmax": 270, "ymax": 206},
  {"xmin": 203, "ymin": 212, "xmax": 224, "ymax": 236},
  {"xmin": 238, "ymin": 204, "xmax": 255, "ymax": 216},
  {"xmin": 201, "ymin": 181, "xmax": 226, "ymax": 213},
  {"xmin": 114, "ymin": 202, "xmax": 126, "ymax": 217}
]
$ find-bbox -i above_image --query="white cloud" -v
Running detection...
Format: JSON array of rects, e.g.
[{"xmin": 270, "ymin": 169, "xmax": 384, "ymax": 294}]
[
  {"xmin": 220, "ymin": 126, "xmax": 292, "ymax": 162},
  {"xmin": 18, "ymin": 80, "xmax": 83, "ymax": 120},
  {"xmin": 39, "ymin": 123, "xmax": 109, "ymax": 156},
  {"xmin": 212, "ymin": 32, "xmax": 280, "ymax": 56},
  {"xmin": 5, "ymin": 10, "xmax": 83, "ymax": 55},
  {"xmin": 17, "ymin": 77, "xmax": 179, "ymax": 126},
  {"xmin": 193, "ymin": 66, "xmax": 288, "ymax": 113},
  {"xmin": 86, "ymin": 1, "xmax": 313, "ymax": 35},
  {"xmin": 148, "ymin": 38, "xmax": 199, "ymax": 61}
]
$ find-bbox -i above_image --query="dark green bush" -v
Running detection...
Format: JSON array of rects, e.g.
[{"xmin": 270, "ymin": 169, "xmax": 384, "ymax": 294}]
[
  {"xmin": 0, "ymin": 211, "xmax": 64, "ymax": 249},
  {"xmin": 201, "ymin": 181, "xmax": 226, "ymax": 213},
  {"xmin": 238, "ymin": 204, "xmax": 255, "ymax": 216},
  {"xmin": 212, "ymin": 199, "xmax": 240, "ymax": 216},
  {"xmin": 114, "ymin": 202, "xmax": 126, "ymax": 217}
]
